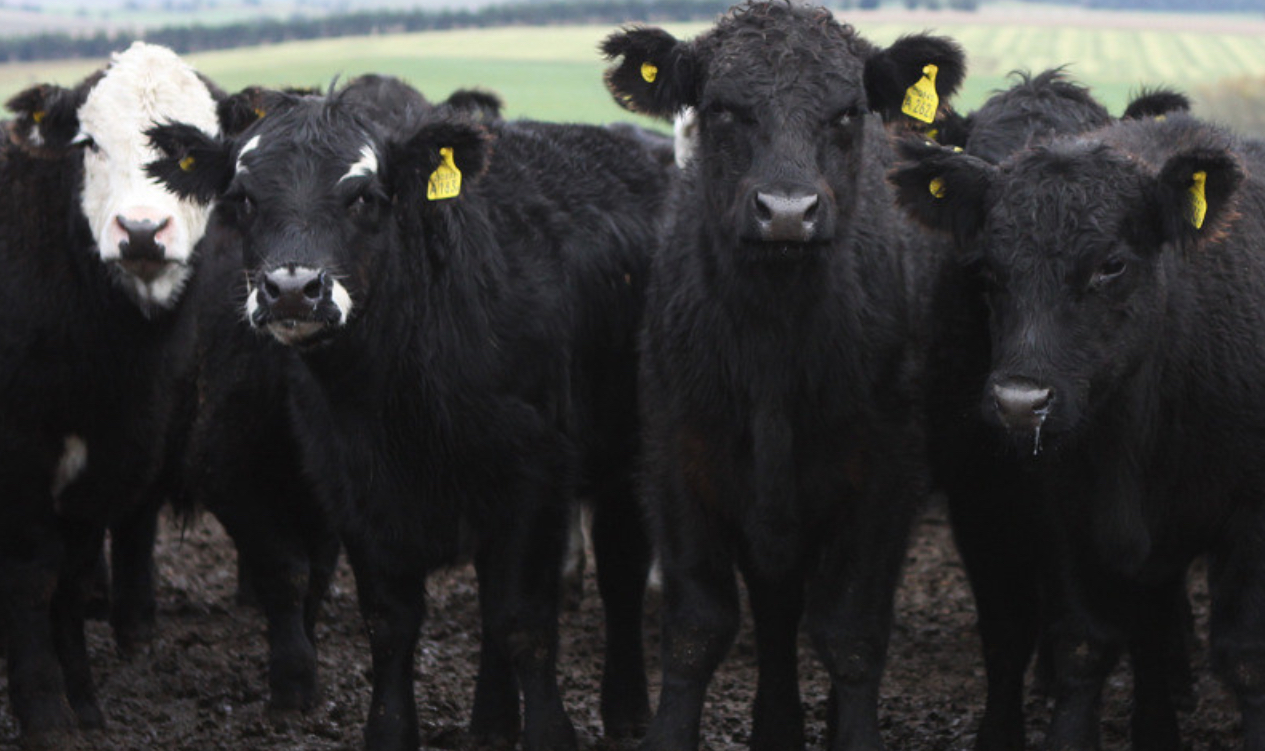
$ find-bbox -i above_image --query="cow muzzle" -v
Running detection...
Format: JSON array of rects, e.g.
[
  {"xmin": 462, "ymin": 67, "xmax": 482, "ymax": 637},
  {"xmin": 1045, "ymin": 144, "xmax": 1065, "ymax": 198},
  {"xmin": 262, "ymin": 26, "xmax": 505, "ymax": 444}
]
[
  {"xmin": 250, "ymin": 266, "xmax": 352, "ymax": 346},
  {"xmin": 989, "ymin": 376, "xmax": 1055, "ymax": 455},
  {"xmin": 742, "ymin": 186, "xmax": 836, "ymax": 246}
]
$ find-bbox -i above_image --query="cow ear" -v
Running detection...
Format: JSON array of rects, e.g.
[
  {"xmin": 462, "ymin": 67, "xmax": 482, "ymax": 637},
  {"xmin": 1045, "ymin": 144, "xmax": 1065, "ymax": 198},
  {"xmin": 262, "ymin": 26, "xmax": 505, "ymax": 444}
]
[
  {"xmin": 1122, "ymin": 87, "xmax": 1190, "ymax": 121},
  {"xmin": 442, "ymin": 88, "xmax": 504, "ymax": 123},
  {"xmin": 864, "ymin": 34, "xmax": 966, "ymax": 125},
  {"xmin": 5, "ymin": 83, "xmax": 84, "ymax": 156},
  {"xmin": 890, "ymin": 138, "xmax": 995, "ymax": 244},
  {"xmin": 216, "ymin": 87, "xmax": 270, "ymax": 137},
  {"xmin": 602, "ymin": 27, "xmax": 698, "ymax": 120},
  {"xmin": 1154, "ymin": 148, "xmax": 1243, "ymax": 250},
  {"xmin": 145, "ymin": 123, "xmax": 234, "ymax": 204},
  {"xmin": 388, "ymin": 117, "xmax": 492, "ymax": 202}
]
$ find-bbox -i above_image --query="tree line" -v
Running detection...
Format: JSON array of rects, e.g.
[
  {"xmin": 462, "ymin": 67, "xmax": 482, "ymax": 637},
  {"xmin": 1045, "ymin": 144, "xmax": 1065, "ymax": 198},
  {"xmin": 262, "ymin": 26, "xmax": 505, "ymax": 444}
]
[{"xmin": 0, "ymin": 0, "xmax": 732, "ymax": 63}]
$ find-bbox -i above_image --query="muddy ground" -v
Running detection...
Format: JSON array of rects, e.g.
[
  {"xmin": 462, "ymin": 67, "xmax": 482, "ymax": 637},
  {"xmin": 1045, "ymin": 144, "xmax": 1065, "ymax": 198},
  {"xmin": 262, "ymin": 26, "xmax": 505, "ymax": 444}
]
[{"xmin": 0, "ymin": 502, "xmax": 1244, "ymax": 750}]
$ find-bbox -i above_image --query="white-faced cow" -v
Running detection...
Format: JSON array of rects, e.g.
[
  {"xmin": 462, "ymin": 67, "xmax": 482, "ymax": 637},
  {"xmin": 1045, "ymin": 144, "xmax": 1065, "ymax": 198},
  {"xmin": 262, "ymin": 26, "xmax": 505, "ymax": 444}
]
[
  {"xmin": 602, "ymin": 3, "xmax": 964, "ymax": 749},
  {"xmin": 145, "ymin": 84, "xmax": 668, "ymax": 750},
  {"xmin": 0, "ymin": 42, "xmax": 222, "ymax": 745},
  {"xmin": 893, "ymin": 114, "xmax": 1265, "ymax": 750}
]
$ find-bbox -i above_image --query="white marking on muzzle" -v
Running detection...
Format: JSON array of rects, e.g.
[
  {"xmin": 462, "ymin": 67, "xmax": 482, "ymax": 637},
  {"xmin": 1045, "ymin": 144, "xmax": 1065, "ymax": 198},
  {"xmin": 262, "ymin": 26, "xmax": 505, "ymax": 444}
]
[
  {"xmin": 338, "ymin": 144, "xmax": 378, "ymax": 184},
  {"xmin": 330, "ymin": 278, "xmax": 353, "ymax": 324},
  {"xmin": 245, "ymin": 286, "xmax": 260, "ymax": 322},
  {"xmin": 51, "ymin": 435, "xmax": 88, "ymax": 499}
]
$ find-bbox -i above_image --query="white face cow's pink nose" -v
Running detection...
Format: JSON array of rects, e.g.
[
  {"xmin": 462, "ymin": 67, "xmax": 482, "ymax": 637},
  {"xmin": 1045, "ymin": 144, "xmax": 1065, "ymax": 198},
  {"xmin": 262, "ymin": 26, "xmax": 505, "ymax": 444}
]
[{"xmin": 111, "ymin": 208, "xmax": 174, "ymax": 281}]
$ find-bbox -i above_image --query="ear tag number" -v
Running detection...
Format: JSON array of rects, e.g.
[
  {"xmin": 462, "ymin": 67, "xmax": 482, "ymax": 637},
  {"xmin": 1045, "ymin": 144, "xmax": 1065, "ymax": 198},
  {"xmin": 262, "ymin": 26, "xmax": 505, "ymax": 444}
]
[
  {"xmin": 179, "ymin": 156, "xmax": 196, "ymax": 172},
  {"xmin": 641, "ymin": 62, "xmax": 658, "ymax": 83},
  {"xmin": 929, "ymin": 177, "xmax": 946, "ymax": 199},
  {"xmin": 427, "ymin": 147, "xmax": 462, "ymax": 201},
  {"xmin": 1187, "ymin": 170, "xmax": 1207, "ymax": 229},
  {"xmin": 902, "ymin": 64, "xmax": 939, "ymax": 124}
]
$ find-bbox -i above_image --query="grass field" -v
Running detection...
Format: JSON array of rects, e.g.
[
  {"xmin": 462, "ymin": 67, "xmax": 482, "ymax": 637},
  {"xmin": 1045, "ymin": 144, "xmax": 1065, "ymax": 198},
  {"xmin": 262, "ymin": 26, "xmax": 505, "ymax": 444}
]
[{"xmin": 1, "ymin": 9, "xmax": 1263, "ymax": 128}]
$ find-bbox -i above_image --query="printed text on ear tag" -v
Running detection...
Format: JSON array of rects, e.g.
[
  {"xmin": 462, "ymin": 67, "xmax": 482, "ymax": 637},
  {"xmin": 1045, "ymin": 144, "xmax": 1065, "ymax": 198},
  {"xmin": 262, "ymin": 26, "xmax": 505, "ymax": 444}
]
[
  {"xmin": 902, "ymin": 64, "xmax": 939, "ymax": 124},
  {"xmin": 641, "ymin": 62, "xmax": 658, "ymax": 83},
  {"xmin": 1187, "ymin": 170, "xmax": 1207, "ymax": 229},
  {"xmin": 427, "ymin": 147, "xmax": 462, "ymax": 201},
  {"xmin": 929, "ymin": 177, "xmax": 946, "ymax": 199}
]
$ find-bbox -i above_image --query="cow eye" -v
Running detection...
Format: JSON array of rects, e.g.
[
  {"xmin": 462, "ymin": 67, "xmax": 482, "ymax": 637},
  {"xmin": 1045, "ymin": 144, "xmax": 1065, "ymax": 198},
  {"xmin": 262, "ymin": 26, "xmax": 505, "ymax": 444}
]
[
  {"xmin": 1091, "ymin": 258, "xmax": 1127, "ymax": 288},
  {"xmin": 831, "ymin": 106, "xmax": 864, "ymax": 127},
  {"xmin": 706, "ymin": 102, "xmax": 754, "ymax": 127},
  {"xmin": 73, "ymin": 133, "xmax": 99, "ymax": 154}
]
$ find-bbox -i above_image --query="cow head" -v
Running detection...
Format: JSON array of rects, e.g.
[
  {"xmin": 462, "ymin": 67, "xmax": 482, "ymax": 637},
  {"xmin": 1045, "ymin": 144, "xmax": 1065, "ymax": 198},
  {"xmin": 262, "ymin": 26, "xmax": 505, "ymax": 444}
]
[
  {"xmin": 6, "ymin": 42, "xmax": 222, "ymax": 313},
  {"xmin": 146, "ymin": 90, "xmax": 491, "ymax": 348},
  {"xmin": 602, "ymin": 2, "xmax": 964, "ymax": 261},
  {"xmin": 892, "ymin": 118, "xmax": 1244, "ymax": 452}
]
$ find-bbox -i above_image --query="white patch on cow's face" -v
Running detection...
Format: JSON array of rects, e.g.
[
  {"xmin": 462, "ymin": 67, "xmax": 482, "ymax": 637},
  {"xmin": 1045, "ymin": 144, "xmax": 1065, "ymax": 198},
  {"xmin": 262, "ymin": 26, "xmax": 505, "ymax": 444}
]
[
  {"xmin": 236, "ymin": 134, "xmax": 261, "ymax": 174},
  {"xmin": 245, "ymin": 285, "xmax": 260, "ymax": 322},
  {"xmin": 330, "ymin": 278, "xmax": 353, "ymax": 324},
  {"xmin": 51, "ymin": 435, "xmax": 88, "ymax": 499},
  {"xmin": 673, "ymin": 106, "xmax": 699, "ymax": 169},
  {"xmin": 338, "ymin": 144, "xmax": 378, "ymax": 184},
  {"xmin": 76, "ymin": 42, "xmax": 220, "ymax": 311}
]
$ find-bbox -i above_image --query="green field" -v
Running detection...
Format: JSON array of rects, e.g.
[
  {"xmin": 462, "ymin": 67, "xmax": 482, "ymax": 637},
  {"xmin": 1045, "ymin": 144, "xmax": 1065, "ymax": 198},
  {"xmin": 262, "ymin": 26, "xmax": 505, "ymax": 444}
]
[{"xmin": 2, "ymin": 14, "xmax": 1263, "ymax": 127}]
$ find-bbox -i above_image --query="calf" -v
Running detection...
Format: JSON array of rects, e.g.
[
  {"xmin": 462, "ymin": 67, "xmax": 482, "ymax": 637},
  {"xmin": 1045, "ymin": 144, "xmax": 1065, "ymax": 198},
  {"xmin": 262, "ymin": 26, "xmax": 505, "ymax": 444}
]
[
  {"xmin": 146, "ymin": 90, "xmax": 667, "ymax": 749},
  {"xmin": 0, "ymin": 42, "xmax": 222, "ymax": 745},
  {"xmin": 602, "ymin": 4, "xmax": 964, "ymax": 749},
  {"xmin": 915, "ymin": 71, "xmax": 1196, "ymax": 750},
  {"xmin": 893, "ymin": 114, "xmax": 1265, "ymax": 750}
]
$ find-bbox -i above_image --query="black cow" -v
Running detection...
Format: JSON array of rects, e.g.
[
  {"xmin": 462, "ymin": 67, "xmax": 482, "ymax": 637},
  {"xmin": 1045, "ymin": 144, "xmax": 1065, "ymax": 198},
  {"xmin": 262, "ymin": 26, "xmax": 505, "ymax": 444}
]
[
  {"xmin": 0, "ymin": 43, "xmax": 225, "ymax": 745},
  {"xmin": 911, "ymin": 71, "xmax": 1196, "ymax": 750},
  {"xmin": 893, "ymin": 114, "xmax": 1265, "ymax": 750},
  {"xmin": 602, "ymin": 3, "xmax": 964, "ymax": 749},
  {"xmin": 145, "ymin": 89, "xmax": 667, "ymax": 749}
]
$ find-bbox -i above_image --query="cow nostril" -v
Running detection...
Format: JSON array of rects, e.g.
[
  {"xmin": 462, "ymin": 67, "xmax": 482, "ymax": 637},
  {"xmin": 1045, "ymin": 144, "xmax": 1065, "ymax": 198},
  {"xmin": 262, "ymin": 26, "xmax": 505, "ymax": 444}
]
[
  {"xmin": 754, "ymin": 195, "xmax": 773, "ymax": 222},
  {"xmin": 302, "ymin": 278, "xmax": 323, "ymax": 301},
  {"xmin": 802, "ymin": 195, "xmax": 819, "ymax": 223},
  {"xmin": 262, "ymin": 278, "xmax": 281, "ymax": 302}
]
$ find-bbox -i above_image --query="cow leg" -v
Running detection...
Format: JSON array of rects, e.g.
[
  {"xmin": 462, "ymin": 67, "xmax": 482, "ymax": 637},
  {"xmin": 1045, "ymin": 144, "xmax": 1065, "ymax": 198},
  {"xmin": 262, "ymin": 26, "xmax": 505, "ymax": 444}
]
[
  {"xmin": 108, "ymin": 494, "xmax": 161, "ymax": 657},
  {"xmin": 1, "ymin": 492, "xmax": 78, "ymax": 742},
  {"xmin": 304, "ymin": 533, "xmax": 340, "ymax": 644},
  {"xmin": 51, "ymin": 519, "xmax": 106, "ymax": 729},
  {"xmin": 1128, "ymin": 583, "xmax": 1181, "ymax": 751},
  {"xmin": 640, "ymin": 521, "xmax": 739, "ymax": 751},
  {"xmin": 591, "ymin": 481, "xmax": 652, "ymax": 739},
  {"xmin": 473, "ymin": 492, "xmax": 576, "ymax": 751},
  {"xmin": 743, "ymin": 567, "xmax": 805, "ymax": 751},
  {"xmin": 1042, "ymin": 606, "xmax": 1120, "ymax": 751},
  {"xmin": 945, "ymin": 475, "xmax": 1042, "ymax": 751},
  {"xmin": 1208, "ymin": 521, "xmax": 1265, "ymax": 751},
  {"xmin": 345, "ymin": 539, "xmax": 427, "ymax": 751}
]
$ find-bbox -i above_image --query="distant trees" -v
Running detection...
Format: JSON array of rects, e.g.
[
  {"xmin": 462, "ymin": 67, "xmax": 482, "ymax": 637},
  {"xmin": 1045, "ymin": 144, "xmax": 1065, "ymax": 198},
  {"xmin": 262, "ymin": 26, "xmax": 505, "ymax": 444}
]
[{"xmin": 0, "ymin": 0, "xmax": 733, "ymax": 63}]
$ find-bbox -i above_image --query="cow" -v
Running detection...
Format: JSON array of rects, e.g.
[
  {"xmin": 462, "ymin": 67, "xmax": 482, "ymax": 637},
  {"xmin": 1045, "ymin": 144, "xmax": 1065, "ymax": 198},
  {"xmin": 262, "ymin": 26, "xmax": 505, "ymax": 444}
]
[
  {"xmin": 905, "ymin": 72, "xmax": 1195, "ymax": 750},
  {"xmin": 144, "ymin": 88, "xmax": 668, "ymax": 749},
  {"xmin": 892, "ymin": 114, "xmax": 1265, "ymax": 750},
  {"xmin": 601, "ymin": 3, "xmax": 964, "ymax": 749},
  {"xmin": 0, "ymin": 42, "xmax": 224, "ymax": 745}
]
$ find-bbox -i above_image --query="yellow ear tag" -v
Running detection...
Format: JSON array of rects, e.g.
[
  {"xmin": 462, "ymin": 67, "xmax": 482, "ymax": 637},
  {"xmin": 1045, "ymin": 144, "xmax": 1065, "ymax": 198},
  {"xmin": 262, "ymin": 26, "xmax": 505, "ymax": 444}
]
[
  {"xmin": 1154, "ymin": 114, "xmax": 1167, "ymax": 122},
  {"xmin": 32, "ymin": 109, "xmax": 46, "ymax": 124},
  {"xmin": 427, "ymin": 147, "xmax": 462, "ymax": 201},
  {"xmin": 929, "ymin": 177, "xmax": 946, "ymax": 199},
  {"xmin": 901, "ymin": 64, "xmax": 939, "ymax": 124},
  {"xmin": 253, "ymin": 107, "xmax": 267, "ymax": 119},
  {"xmin": 1187, "ymin": 170, "xmax": 1207, "ymax": 229},
  {"xmin": 179, "ymin": 155, "xmax": 196, "ymax": 172},
  {"xmin": 641, "ymin": 62, "xmax": 658, "ymax": 84}
]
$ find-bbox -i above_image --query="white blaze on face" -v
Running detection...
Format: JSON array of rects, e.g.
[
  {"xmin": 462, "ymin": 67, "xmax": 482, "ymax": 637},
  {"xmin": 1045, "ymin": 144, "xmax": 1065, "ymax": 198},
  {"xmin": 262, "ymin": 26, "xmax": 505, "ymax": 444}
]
[
  {"xmin": 338, "ymin": 144, "xmax": 378, "ymax": 184},
  {"xmin": 673, "ymin": 106, "xmax": 699, "ymax": 169},
  {"xmin": 76, "ymin": 42, "xmax": 220, "ymax": 310},
  {"xmin": 236, "ymin": 134, "xmax": 261, "ymax": 174},
  {"xmin": 51, "ymin": 435, "xmax": 88, "ymax": 499}
]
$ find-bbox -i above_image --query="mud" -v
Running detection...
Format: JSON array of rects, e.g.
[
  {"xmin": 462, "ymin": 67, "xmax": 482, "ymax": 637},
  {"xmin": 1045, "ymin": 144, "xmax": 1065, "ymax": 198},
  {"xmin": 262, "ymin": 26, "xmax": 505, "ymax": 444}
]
[{"xmin": 0, "ymin": 503, "xmax": 1242, "ymax": 750}]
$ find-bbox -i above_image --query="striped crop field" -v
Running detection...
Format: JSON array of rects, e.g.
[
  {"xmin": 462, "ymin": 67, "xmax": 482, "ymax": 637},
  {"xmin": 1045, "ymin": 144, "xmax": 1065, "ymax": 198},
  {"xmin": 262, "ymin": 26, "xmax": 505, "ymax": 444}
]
[{"xmin": 1, "ymin": 8, "xmax": 1262, "ymax": 128}]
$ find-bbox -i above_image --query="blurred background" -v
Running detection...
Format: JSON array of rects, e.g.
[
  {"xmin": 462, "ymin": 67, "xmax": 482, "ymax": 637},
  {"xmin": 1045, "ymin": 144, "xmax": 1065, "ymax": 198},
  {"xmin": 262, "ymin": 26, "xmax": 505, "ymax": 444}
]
[{"xmin": 1, "ymin": 0, "xmax": 1262, "ymax": 136}]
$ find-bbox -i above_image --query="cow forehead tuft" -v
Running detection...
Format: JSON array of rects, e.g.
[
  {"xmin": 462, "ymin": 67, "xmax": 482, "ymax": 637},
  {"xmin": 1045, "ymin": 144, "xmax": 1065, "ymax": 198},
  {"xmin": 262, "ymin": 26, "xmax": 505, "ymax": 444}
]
[{"xmin": 78, "ymin": 42, "xmax": 220, "ymax": 142}]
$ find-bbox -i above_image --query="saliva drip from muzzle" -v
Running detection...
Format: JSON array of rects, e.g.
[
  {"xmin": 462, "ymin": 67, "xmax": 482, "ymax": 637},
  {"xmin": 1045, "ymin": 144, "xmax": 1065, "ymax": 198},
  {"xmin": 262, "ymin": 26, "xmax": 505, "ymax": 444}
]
[{"xmin": 1032, "ymin": 406, "xmax": 1051, "ymax": 457}]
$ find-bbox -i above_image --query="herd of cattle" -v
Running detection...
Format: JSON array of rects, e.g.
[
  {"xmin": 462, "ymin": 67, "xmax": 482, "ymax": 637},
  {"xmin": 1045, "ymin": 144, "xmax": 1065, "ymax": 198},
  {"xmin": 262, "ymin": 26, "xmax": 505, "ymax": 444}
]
[{"xmin": 2, "ymin": 1, "xmax": 1264, "ymax": 749}]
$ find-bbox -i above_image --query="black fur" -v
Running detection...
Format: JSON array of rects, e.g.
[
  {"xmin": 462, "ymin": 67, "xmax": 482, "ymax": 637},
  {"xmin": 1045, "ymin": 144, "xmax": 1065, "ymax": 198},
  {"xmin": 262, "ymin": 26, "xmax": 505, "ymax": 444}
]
[
  {"xmin": 607, "ymin": 4, "xmax": 962, "ymax": 749},
  {"xmin": 146, "ymin": 84, "xmax": 669, "ymax": 750},
  {"xmin": 896, "ymin": 113, "xmax": 1265, "ymax": 750}
]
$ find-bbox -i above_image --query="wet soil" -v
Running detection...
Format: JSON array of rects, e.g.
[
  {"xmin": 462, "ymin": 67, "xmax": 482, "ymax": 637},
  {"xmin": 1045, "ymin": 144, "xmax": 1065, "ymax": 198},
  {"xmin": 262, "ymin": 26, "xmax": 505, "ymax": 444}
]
[{"xmin": 0, "ymin": 502, "xmax": 1243, "ymax": 750}]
